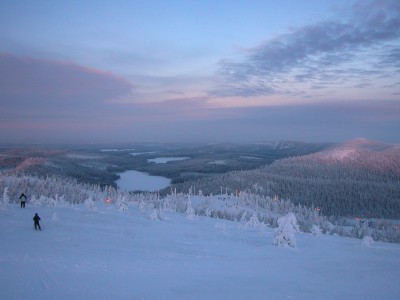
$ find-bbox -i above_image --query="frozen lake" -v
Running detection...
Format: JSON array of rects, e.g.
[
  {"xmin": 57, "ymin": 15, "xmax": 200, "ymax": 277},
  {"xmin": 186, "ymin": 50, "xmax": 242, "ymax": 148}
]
[
  {"xmin": 147, "ymin": 157, "xmax": 189, "ymax": 163},
  {"xmin": 115, "ymin": 170, "xmax": 171, "ymax": 192}
]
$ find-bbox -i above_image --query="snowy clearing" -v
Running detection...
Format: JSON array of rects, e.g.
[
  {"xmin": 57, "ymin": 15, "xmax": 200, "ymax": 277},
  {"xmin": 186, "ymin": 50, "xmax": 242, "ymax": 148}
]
[
  {"xmin": 1, "ymin": 203, "xmax": 399, "ymax": 300},
  {"xmin": 148, "ymin": 157, "xmax": 190, "ymax": 164}
]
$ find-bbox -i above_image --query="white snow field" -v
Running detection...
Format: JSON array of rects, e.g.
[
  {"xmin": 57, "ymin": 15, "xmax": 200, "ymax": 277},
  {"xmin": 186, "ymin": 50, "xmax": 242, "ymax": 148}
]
[{"xmin": 1, "ymin": 203, "xmax": 400, "ymax": 300}]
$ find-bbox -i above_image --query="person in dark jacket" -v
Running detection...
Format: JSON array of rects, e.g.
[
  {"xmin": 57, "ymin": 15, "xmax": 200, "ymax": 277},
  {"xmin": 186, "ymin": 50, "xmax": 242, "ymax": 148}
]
[
  {"xmin": 19, "ymin": 193, "xmax": 27, "ymax": 208},
  {"xmin": 33, "ymin": 213, "xmax": 41, "ymax": 231}
]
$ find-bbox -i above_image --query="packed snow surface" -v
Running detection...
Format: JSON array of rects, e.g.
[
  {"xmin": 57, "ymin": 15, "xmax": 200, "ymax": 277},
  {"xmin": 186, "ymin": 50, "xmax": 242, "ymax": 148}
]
[{"xmin": 1, "ymin": 203, "xmax": 400, "ymax": 300}]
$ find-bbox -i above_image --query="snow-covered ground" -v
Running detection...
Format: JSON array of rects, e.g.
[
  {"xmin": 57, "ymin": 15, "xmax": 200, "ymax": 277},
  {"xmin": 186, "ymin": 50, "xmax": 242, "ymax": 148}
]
[{"xmin": 1, "ymin": 203, "xmax": 400, "ymax": 300}]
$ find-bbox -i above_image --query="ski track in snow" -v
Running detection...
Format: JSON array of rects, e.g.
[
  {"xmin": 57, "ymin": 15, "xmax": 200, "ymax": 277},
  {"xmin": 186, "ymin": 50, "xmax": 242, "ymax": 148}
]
[{"xmin": 1, "ymin": 203, "xmax": 400, "ymax": 300}]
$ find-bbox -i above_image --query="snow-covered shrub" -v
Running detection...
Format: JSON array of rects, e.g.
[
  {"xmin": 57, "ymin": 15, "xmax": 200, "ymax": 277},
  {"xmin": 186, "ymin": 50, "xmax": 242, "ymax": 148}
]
[
  {"xmin": 31, "ymin": 195, "xmax": 47, "ymax": 207},
  {"xmin": 139, "ymin": 199, "xmax": 146, "ymax": 214},
  {"xmin": 246, "ymin": 213, "xmax": 261, "ymax": 227},
  {"xmin": 159, "ymin": 195, "xmax": 175, "ymax": 212},
  {"xmin": 321, "ymin": 221, "xmax": 335, "ymax": 235},
  {"xmin": 2, "ymin": 187, "xmax": 10, "ymax": 206},
  {"xmin": 46, "ymin": 196, "xmax": 57, "ymax": 207},
  {"xmin": 57, "ymin": 195, "xmax": 68, "ymax": 207},
  {"xmin": 149, "ymin": 208, "xmax": 163, "ymax": 221},
  {"xmin": 361, "ymin": 235, "xmax": 374, "ymax": 247},
  {"xmin": 117, "ymin": 195, "xmax": 128, "ymax": 212},
  {"xmin": 311, "ymin": 225, "xmax": 322, "ymax": 237},
  {"xmin": 241, "ymin": 212, "xmax": 266, "ymax": 230},
  {"xmin": 139, "ymin": 198, "xmax": 155, "ymax": 214},
  {"xmin": 273, "ymin": 213, "xmax": 299, "ymax": 248},
  {"xmin": 29, "ymin": 195, "xmax": 37, "ymax": 206},
  {"xmin": 84, "ymin": 196, "xmax": 97, "ymax": 211},
  {"xmin": 351, "ymin": 220, "xmax": 369, "ymax": 239},
  {"xmin": 46, "ymin": 194, "xmax": 68, "ymax": 207},
  {"xmin": 185, "ymin": 198, "xmax": 196, "ymax": 220},
  {"xmin": 205, "ymin": 208, "xmax": 212, "ymax": 218},
  {"xmin": 240, "ymin": 211, "xmax": 248, "ymax": 223}
]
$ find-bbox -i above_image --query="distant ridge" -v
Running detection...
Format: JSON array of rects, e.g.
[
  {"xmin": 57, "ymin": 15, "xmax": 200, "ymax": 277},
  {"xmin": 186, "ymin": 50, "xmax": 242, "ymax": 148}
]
[{"xmin": 300, "ymin": 138, "xmax": 400, "ymax": 177}]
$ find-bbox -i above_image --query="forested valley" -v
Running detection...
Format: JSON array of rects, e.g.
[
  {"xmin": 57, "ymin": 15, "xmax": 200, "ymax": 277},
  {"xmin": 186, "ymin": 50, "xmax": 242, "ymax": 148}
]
[{"xmin": 1, "ymin": 139, "xmax": 399, "ymax": 240}]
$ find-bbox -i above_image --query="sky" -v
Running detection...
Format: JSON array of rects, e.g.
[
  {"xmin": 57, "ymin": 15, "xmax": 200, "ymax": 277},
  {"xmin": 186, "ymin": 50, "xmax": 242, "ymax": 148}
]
[{"xmin": 0, "ymin": 0, "xmax": 399, "ymax": 144}]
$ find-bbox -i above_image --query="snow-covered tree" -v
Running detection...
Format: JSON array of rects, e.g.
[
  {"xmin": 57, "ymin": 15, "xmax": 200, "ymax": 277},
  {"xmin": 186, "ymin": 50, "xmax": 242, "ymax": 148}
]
[
  {"xmin": 351, "ymin": 220, "xmax": 369, "ymax": 239},
  {"xmin": 311, "ymin": 225, "xmax": 322, "ymax": 237},
  {"xmin": 47, "ymin": 196, "xmax": 57, "ymax": 207},
  {"xmin": 139, "ymin": 198, "xmax": 146, "ymax": 214},
  {"xmin": 205, "ymin": 207, "xmax": 212, "ymax": 218},
  {"xmin": 245, "ymin": 213, "xmax": 260, "ymax": 227},
  {"xmin": 273, "ymin": 213, "xmax": 299, "ymax": 248},
  {"xmin": 185, "ymin": 197, "xmax": 196, "ymax": 220},
  {"xmin": 46, "ymin": 194, "xmax": 67, "ymax": 208},
  {"xmin": 149, "ymin": 208, "xmax": 163, "ymax": 221},
  {"xmin": 2, "ymin": 187, "xmax": 10, "ymax": 206},
  {"xmin": 117, "ymin": 195, "xmax": 128, "ymax": 212},
  {"xmin": 31, "ymin": 195, "xmax": 47, "ymax": 207},
  {"xmin": 84, "ymin": 196, "xmax": 97, "ymax": 211},
  {"xmin": 240, "ymin": 211, "xmax": 248, "ymax": 223},
  {"xmin": 361, "ymin": 235, "xmax": 374, "ymax": 247},
  {"xmin": 29, "ymin": 194, "xmax": 37, "ymax": 206}
]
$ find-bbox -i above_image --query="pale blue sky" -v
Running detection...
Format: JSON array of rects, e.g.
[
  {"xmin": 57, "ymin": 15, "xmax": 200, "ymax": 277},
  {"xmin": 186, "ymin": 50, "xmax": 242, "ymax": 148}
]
[{"xmin": 0, "ymin": 0, "xmax": 399, "ymax": 144}]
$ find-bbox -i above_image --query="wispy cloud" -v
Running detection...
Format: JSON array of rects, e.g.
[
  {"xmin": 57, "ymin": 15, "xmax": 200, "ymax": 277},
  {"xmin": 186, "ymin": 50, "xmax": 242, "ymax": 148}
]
[{"xmin": 211, "ymin": 0, "xmax": 400, "ymax": 98}]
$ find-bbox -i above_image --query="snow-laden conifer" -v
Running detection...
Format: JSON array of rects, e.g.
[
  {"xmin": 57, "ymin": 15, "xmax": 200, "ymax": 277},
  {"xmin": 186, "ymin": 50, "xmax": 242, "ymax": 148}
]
[
  {"xmin": 361, "ymin": 235, "xmax": 374, "ymax": 247},
  {"xmin": 150, "ymin": 208, "xmax": 163, "ymax": 221},
  {"xmin": 2, "ymin": 187, "xmax": 10, "ymax": 206},
  {"xmin": 117, "ymin": 195, "xmax": 128, "ymax": 212},
  {"xmin": 273, "ymin": 213, "xmax": 299, "ymax": 248},
  {"xmin": 311, "ymin": 225, "xmax": 322, "ymax": 237},
  {"xmin": 31, "ymin": 195, "xmax": 48, "ymax": 207},
  {"xmin": 84, "ymin": 196, "xmax": 97, "ymax": 211},
  {"xmin": 205, "ymin": 207, "xmax": 212, "ymax": 218},
  {"xmin": 240, "ymin": 211, "xmax": 248, "ymax": 223},
  {"xmin": 185, "ymin": 197, "xmax": 196, "ymax": 220},
  {"xmin": 246, "ymin": 213, "xmax": 261, "ymax": 227},
  {"xmin": 139, "ymin": 198, "xmax": 146, "ymax": 214}
]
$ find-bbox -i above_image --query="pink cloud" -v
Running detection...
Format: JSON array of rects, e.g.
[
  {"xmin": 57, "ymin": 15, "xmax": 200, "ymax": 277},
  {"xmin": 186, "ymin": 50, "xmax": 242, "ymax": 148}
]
[{"xmin": 0, "ymin": 53, "xmax": 134, "ymax": 107}]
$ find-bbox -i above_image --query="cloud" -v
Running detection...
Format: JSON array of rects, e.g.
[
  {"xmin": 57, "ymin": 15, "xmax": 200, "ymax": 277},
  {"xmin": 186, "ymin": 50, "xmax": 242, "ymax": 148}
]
[
  {"xmin": 212, "ymin": 0, "xmax": 400, "ymax": 97},
  {"xmin": 135, "ymin": 98, "xmax": 400, "ymax": 143},
  {"xmin": 0, "ymin": 53, "xmax": 134, "ymax": 115},
  {"xmin": 1, "ymin": 87, "xmax": 399, "ymax": 144}
]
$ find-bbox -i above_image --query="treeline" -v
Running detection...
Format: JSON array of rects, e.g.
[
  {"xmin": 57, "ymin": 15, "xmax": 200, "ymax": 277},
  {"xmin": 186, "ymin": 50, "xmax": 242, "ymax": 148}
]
[
  {"xmin": 0, "ymin": 174, "xmax": 100, "ymax": 204},
  {"xmin": 1, "ymin": 174, "xmax": 400, "ymax": 243}
]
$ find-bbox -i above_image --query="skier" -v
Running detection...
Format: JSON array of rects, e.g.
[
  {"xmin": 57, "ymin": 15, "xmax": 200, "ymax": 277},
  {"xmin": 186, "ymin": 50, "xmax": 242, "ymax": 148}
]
[
  {"xmin": 33, "ymin": 213, "xmax": 41, "ymax": 231},
  {"xmin": 19, "ymin": 193, "xmax": 27, "ymax": 208}
]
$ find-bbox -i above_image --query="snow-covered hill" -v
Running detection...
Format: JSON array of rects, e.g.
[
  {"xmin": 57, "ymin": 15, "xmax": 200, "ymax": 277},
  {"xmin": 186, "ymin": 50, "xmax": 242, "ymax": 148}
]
[
  {"xmin": 1, "ymin": 202, "xmax": 400, "ymax": 300},
  {"xmin": 308, "ymin": 138, "xmax": 400, "ymax": 167},
  {"xmin": 170, "ymin": 138, "xmax": 400, "ymax": 219}
]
